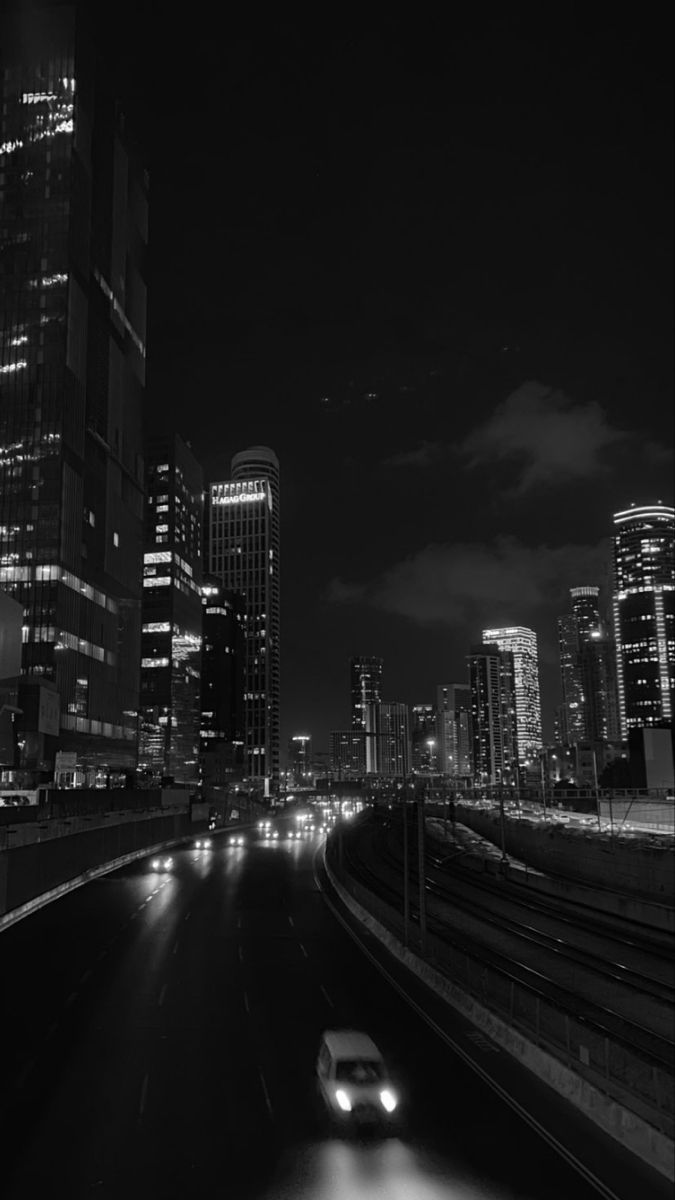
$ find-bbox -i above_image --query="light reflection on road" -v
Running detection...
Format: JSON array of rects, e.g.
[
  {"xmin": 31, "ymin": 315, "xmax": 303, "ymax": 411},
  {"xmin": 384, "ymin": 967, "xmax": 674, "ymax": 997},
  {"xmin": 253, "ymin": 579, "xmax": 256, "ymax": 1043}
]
[{"xmin": 262, "ymin": 1138, "xmax": 499, "ymax": 1200}]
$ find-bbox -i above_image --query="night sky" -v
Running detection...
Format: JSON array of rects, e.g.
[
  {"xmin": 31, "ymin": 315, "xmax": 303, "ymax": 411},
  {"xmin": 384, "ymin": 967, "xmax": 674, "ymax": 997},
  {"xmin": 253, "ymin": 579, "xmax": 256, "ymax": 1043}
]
[{"xmin": 98, "ymin": 7, "xmax": 672, "ymax": 753}]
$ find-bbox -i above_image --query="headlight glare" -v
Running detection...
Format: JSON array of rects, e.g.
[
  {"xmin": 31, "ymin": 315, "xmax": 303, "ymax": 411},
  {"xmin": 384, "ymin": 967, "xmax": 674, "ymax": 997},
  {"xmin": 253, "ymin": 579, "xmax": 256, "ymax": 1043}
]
[
  {"xmin": 380, "ymin": 1089, "xmax": 397, "ymax": 1113},
  {"xmin": 335, "ymin": 1089, "xmax": 352, "ymax": 1112}
]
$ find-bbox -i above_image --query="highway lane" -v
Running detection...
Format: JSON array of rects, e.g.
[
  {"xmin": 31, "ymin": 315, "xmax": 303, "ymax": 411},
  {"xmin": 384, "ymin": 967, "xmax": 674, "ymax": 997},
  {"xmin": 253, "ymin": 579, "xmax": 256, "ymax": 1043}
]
[{"xmin": 0, "ymin": 828, "xmax": 668, "ymax": 1199}]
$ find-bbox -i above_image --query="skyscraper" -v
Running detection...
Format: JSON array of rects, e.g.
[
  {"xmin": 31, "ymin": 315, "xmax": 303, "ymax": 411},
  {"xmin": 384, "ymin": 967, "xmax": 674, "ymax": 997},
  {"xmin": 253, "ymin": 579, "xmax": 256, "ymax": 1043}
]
[
  {"xmin": 199, "ymin": 577, "xmax": 245, "ymax": 786},
  {"xmin": 482, "ymin": 626, "xmax": 542, "ymax": 765},
  {"xmin": 612, "ymin": 502, "xmax": 675, "ymax": 735},
  {"xmin": 379, "ymin": 702, "xmax": 410, "ymax": 777},
  {"xmin": 329, "ymin": 730, "xmax": 366, "ymax": 778},
  {"xmin": 558, "ymin": 585, "xmax": 620, "ymax": 747},
  {"xmin": 139, "ymin": 436, "xmax": 203, "ymax": 781},
  {"xmin": 411, "ymin": 704, "xmax": 437, "ymax": 772},
  {"xmin": 288, "ymin": 734, "xmax": 312, "ymax": 785},
  {"xmin": 208, "ymin": 447, "xmax": 280, "ymax": 790},
  {"xmin": 0, "ymin": 7, "xmax": 147, "ymax": 773},
  {"xmin": 350, "ymin": 656, "xmax": 383, "ymax": 773},
  {"xmin": 436, "ymin": 683, "xmax": 472, "ymax": 777},
  {"xmin": 468, "ymin": 644, "xmax": 518, "ymax": 785}
]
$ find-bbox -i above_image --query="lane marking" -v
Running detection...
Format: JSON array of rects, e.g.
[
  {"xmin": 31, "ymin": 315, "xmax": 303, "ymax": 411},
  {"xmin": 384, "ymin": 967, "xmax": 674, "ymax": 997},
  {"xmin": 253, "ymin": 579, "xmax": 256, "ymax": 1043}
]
[
  {"xmin": 320, "ymin": 983, "xmax": 334, "ymax": 1007},
  {"xmin": 98, "ymin": 949, "xmax": 108, "ymax": 962},
  {"xmin": 158, "ymin": 983, "xmax": 167, "ymax": 1007},
  {"xmin": 79, "ymin": 969, "xmax": 92, "ymax": 986},
  {"xmin": 172, "ymin": 940, "xmax": 179, "ymax": 956},
  {"xmin": 244, "ymin": 991, "xmax": 251, "ymax": 1014},
  {"xmin": 314, "ymin": 850, "xmax": 623, "ymax": 1200},
  {"xmin": 139, "ymin": 1073, "xmax": 149, "ymax": 1117},
  {"xmin": 299, "ymin": 941, "xmax": 309, "ymax": 958},
  {"xmin": 258, "ymin": 1068, "xmax": 273, "ymax": 1118},
  {"xmin": 184, "ymin": 912, "xmax": 191, "ymax": 922},
  {"xmin": 65, "ymin": 991, "xmax": 78, "ymax": 1008},
  {"xmin": 146, "ymin": 895, "xmax": 153, "ymax": 902},
  {"xmin": 46, "ymin": 1021, "xmax": 59, "ymax": 1039},
  {"xmin": 288, "ymin": 915, "xmax": 295, "ymax": 928},
  {"xmin": 237, "ymin": 915, "xmax": 242, "ymax": 930},
  {"xmin": 238, "ymin": 945, "xmax": 244, "ymax": 964}
]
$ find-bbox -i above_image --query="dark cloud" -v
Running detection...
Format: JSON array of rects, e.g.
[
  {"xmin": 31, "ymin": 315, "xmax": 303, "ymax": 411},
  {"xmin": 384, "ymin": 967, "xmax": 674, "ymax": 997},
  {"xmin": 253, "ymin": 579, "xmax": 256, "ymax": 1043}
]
[
  {"xmin": 328, "ymin": 536, "xmax": 610, "ymax": 633},
  {"xmin": 382, "ymin": 441, "xmax": 446, "ymax": 469},
  {"xmin": 459, "ymin": 381, "xmax": 629, "ymax": 492}
]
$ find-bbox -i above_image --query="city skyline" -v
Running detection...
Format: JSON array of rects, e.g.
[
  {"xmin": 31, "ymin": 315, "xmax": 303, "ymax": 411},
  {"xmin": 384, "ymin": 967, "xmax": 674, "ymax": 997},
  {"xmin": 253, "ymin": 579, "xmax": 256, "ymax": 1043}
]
[{"xmin": 1, "ymin": 4, "xmax": 672, "ymax": 764}]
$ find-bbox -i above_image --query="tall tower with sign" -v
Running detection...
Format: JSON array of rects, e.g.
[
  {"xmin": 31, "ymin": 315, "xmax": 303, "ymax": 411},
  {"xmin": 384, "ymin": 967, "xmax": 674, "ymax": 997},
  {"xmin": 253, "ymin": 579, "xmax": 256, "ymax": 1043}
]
[{"xmin": 208, "ymin": 447, "xmax": 280, "ymax": 791}]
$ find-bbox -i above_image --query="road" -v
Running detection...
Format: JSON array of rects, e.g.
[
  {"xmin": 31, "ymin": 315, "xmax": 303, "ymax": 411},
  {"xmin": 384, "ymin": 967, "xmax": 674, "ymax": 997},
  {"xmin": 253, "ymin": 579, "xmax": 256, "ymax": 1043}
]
[{"xmin": 0, "ymin": 824, "xmax": 669, "ymax": 1199}]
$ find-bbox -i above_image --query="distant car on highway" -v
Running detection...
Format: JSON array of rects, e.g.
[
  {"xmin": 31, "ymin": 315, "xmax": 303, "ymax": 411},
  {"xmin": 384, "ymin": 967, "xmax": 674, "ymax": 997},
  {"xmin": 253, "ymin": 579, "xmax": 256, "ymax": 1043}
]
[
  {"xmin": 316, "ymin": 1029, "xmax": 399, "ymax": 1130},
  {"xmin": 194, "ymin": 838, "xmax": 212, "ymax": 849},
  {"xmin": 150, "ymin": 856, "xmax": 173, "ymax": 871},
  {"xmin": 228, "ymin": 834, "xmax": 246, "ymax": 846}
]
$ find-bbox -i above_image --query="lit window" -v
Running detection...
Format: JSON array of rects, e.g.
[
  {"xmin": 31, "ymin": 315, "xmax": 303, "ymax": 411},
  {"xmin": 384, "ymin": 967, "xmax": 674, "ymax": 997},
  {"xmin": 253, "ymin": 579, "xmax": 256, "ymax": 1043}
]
[{"xmin": 113, "ymin": 532, "xmax": 119, "ymax": 547}]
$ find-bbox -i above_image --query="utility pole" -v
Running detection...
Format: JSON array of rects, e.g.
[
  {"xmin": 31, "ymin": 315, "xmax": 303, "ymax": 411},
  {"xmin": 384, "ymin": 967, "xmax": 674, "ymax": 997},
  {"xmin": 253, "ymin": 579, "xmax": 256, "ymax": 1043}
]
[{"xmin": 417, "ymin": 798, "xmax": 427, "ymax": 955}]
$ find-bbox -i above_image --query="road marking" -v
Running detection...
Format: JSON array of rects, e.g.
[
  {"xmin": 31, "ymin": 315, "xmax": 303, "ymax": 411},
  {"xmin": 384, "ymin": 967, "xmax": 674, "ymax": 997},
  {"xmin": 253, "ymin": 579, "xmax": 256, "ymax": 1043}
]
[
  {"xmin": 172, "ymin": 940, "xmax": 179, "ymax": 956},
  {"xmin": 139, "ymin": 1073, "xmax": 149, "ymax": 1117},
  {"xmin": 258, "ymin": 1068, "xmax": 273, "ymax": 1118},
  {"xmin": 46, "ymin": 1021, "xmax": 59, "ymax": 1039},
  {"xmin": 320, "ymin": 984, "xmax": 334, "ymax": 1007},
  {"xmin": 184, "ymin": 912, "xmax": 191, "ymax": 922},
  {"xmin": 158, "ymin": 983, "xmax": 167, "ymax": 1007},
  {"xmin": 98, "ymin": 949, "xmax": 108, "ymax": 962},
  {"xmin": 467, "ymin": 1030, "xmax": 500, "ymax": 1054},
  {"xmin": 244, "ymin": 991, "xmax": 250, "ymax": 1013},
  {"xmin": 129, "ymin": 912, "xmax": 137, "ymax": 921},
  {"xmin": 299, "ymin": 941, "xmax": 309, "ymax": 958},
  {"xmin": 288, "ymin": 915, "xmax": 295, "ymax": 928},
  {"xmin": 238, "ymin": 945, "xmax": 244, "ymax": 964},
  {"xmin": 237, "ymin": 915, "xmax": 242, "ymax": 930},
  {"xmin": 146, "ymin": 894, "xmax": 153, "ymax": 902},
  {"xmin": 79, "ymin": 969, "xmax": 92, "ymax": 986},
  {"xmin": 65, "ymin": 991, "xmax": 78, "ymax": 1008}
]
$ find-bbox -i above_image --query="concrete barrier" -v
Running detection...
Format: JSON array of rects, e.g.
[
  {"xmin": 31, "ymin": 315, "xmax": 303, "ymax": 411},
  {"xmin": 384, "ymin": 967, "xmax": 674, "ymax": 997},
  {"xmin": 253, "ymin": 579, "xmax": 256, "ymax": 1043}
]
[{"xmin": 323, "ymin": 848, "xmax": 675, "ymax": 1182}]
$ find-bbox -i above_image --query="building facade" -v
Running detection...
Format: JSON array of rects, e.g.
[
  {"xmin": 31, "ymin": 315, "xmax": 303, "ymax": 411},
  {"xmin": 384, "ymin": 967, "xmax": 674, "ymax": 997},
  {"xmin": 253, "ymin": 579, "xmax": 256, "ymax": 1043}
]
[
  {"xmin": 436, "ymin": 683, "xmax": 472, "ymax": 778},
  {"xmin": 411, "ymin": 704, "xmax": 437, "ymax": 772},
  {"xmin": 288, "ymin": 733, "xmax": 312, "ymax": 786},
  {"xmin": 350, "ymin": 656, "xmax": 383, "ymax": 774},
  {"xmin": 612, "ymin": 503, "xmax": 675, "ymax": 736},
  {"xmin": 379, "ymin": 701, "xmax": 410, "ymax": 778},
  {"xmin": 208, "ymin": 447, "xmax": 280, "ymax": 790},
  {"xmin": 139, "ymin": 436, "xmax": 203, "ymax": 782},
  {"xmin": 329, "ymin": 730, "xmax": 365, "ymax": 778},
  {"xmin": 199, "ymin": 577, "xmax": 245, "ymax": 787},
  {"xmin": 482, "ymin": 626, "xmax": 542, "ymax": 765},
  {"xmin": 0, "ymin": 7, "xmax": 147, "ymax": 774},
  {"xmin": 468, "ymin": 644, "xmax": 518, "ymax": 785}
]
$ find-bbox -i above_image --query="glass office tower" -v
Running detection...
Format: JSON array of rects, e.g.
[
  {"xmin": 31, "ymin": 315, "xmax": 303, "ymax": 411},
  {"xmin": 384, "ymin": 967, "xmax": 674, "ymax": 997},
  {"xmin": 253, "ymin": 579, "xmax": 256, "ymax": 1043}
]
[
  {"xmin": 139, "ymin": 436, "xmax": 203, "ymax": 783},
  {"xmin": 612, "ymin": 503, "xmax": 675, "ymax": 735},
  {"xmin": 208, "ymin": 447, "xmax": 280, "ymax": 791},
  {"xmin": 482, "ymin": 626, "xmax": 542, "ymax": 765},
  {"xmin": 350, "ymin": 656, "xmax": 383, "ymax": 773},
  {"xmin": 0, "ymin": 7, "xmax": 147, "ymax": 773}
]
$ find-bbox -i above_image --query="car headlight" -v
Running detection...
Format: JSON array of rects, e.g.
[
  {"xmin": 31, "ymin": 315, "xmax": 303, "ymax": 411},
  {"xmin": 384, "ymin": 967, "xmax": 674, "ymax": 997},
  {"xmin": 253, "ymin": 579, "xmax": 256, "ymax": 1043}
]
[
  {"xmin": 228, "ymin": 837, "xmax": 235, "ymax": 845},
  {"xmin": 195, "ymin": 840, "xmax": 202, "ymax": 848},
  {"xmin": 380, "ymin": 1089, "xmax": 397, "ymax": 1113},
  {"xmin": 272, "ymin": 831, "xmax": 278, "ymax": 839},
  {"xmin": 335, "ymin": 1089, "xmax": 352, "ymax": 1112},
  {"xmin": 204, "ymin": 839, "xmax": 212, "ymax": 848},
  {"xmin": 151, "ymin": 859, "xmax": 160, "ymax": 870},
  {"xmin": 164, "ymin": 858, "xmax": 173, "ymax": 869}
]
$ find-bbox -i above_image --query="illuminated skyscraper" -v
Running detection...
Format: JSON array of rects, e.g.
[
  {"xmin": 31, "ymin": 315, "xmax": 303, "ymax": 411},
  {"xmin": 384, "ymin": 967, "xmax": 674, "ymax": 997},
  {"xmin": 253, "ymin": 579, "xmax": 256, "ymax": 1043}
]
[
  {"xmin": 288, "ymin": 733, "xmax": 312, "ymax": 785},
  {"xmin": 558, "ymin": 586, "xmax": 620, "ymax": 746},
  {"xmin": 199, "ymin": 577, "xmax": 245, "ymax": 786},
  {"xmin": 208, "ymin": 447, "xmax": 280, "ymax": 790},
  {"xmin": 482, "ymin": 626, "xmax": 542, "ymax": 765},
  {"xmin": 0, "ymin": 7, "xmax": 147, "ymax": 773},
  {"xmin": 350, "ymin": 656, "xmax": 383, "ymax": 773},
  {"xmin": 468, "ymin": 644, "xmax": 518, "ymax": 785},
  {"xmin": 612, "ymin": 503, "xmax": 675, "ymax": 735},
  {"xmin": 329, "ymin": 730, "xmax": 366, "ymax": 778},
  {"xmin": 379, "ymin": 702, "xmax": 410, "ymax": 777},
  {"xmin": 139, "ymin": 436, "xmax": 203, "ymax": 782},
  {"xmin": 411, "ymin": 704, "xmax": 437, "ymax": 772},
  {"xmin": 436, "ymin": 683, "xmax": 472, "ymax": 777}
]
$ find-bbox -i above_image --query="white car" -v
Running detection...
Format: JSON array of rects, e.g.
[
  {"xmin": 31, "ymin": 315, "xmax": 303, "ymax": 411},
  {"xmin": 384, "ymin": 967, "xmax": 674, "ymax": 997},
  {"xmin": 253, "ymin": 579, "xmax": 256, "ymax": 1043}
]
[
  {"xmin": 151, "ymin": 856, "xmax": 173, "ymax": 871},
  {"xmin": 228, "ymin": 834, "xmax": 245, "ymax": 846},
  {"xmin": 194, "ymin": 838, "xmax": 212, "ymax": 850},
  {"xmin": 316, "ymin": 1030, "xmax": 399, "ymax": 1128}
]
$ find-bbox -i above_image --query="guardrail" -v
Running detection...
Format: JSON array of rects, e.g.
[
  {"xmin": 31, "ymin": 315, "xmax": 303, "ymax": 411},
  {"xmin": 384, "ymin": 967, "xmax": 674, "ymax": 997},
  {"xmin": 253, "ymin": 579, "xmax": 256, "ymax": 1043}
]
[{"xmin": 327, "ymin": 827, "xmax": 674, "ymax": 1139}]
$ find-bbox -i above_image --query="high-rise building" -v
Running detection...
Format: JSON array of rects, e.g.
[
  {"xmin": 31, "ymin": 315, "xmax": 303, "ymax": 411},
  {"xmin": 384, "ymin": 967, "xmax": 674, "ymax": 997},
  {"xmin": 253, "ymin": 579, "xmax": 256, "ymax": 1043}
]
[
  {"xmin": 468, "ymin": 643, "xmax": 518, "ymax": 785},
  {"xmin": 379, "ymin": 702, "xmax": 410, "ymax": 777},
  {"xmin": 208, "ymin": 447, "xmax": 280, "ymax": 790},
  {"xmin": 612, "ymin": 503, "xmax": 675, "ymax": 736},
  {"xmin": 436, "ymin": 683, "xmax": 472, "ymax": 777},
  {"xmin": 288, "ymin": 733, "xmax": 312, "ymax": 785},
  {"xmin": 139, "ymin": 436, "xmax": 203, "ymax": 782},
  {"xmin": 329, "ymin": 730, "xmax": 365, "ymax": 778},
  {"xmin": 411, "ymin": 704, "xmax": 437, "ymax": 772},
  {"xmin": 0, "ymin": 7, "xmax": 147, "ymax": 774},
  {"xmin": 199, "ymin": 576, "xmax": 244, "ymax": 784},
  {"xmin": 350, "ymin": 656, "xmax": 383, "ymax": 773},
  {"xmin": 557, "ymin": 587, "xmax": 620, "ymax": 746},
  {"xmin": 557, "ymin": 614, "xmax": 586, "ymax": 744},
  {"xmin": 482, "ymin": 626, "xmax": 542, "ymax": 765}
]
